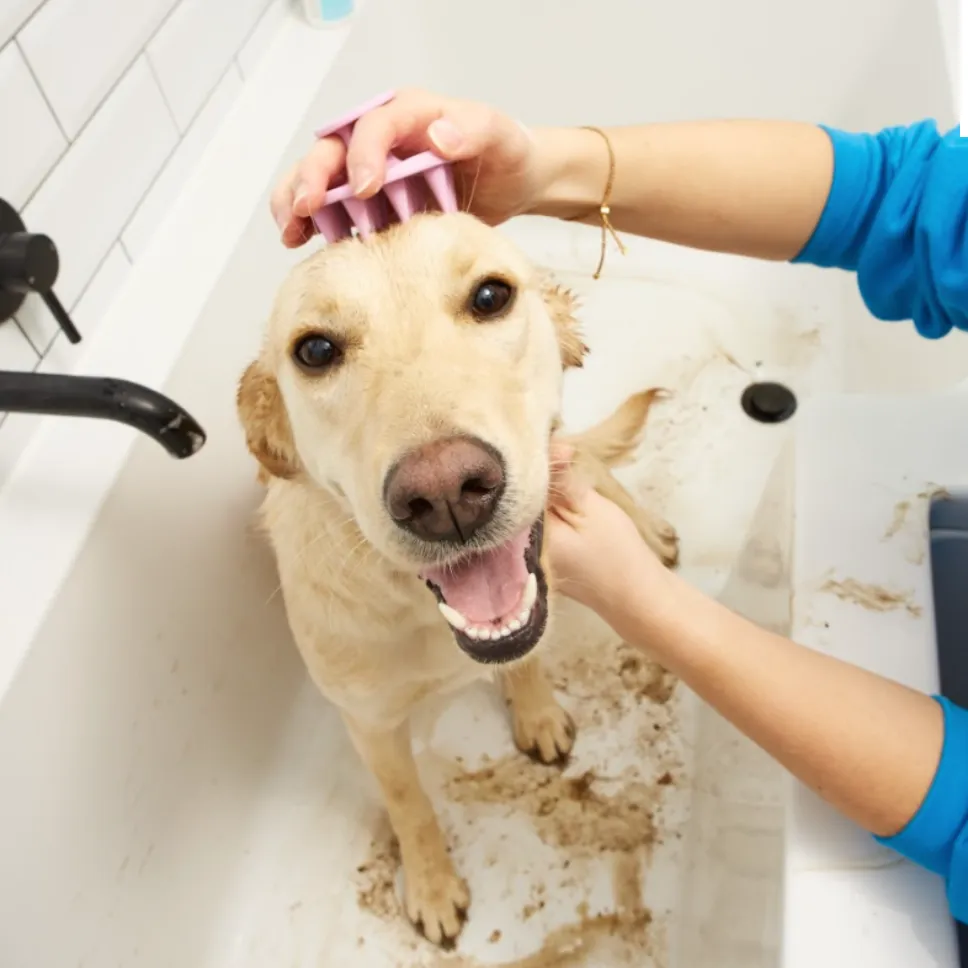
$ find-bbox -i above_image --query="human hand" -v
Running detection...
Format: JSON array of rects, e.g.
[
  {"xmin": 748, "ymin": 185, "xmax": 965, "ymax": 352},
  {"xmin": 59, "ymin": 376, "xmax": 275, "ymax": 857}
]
[
  {"xmin": 545, "ymin": 443, "xmax": 671, "ymax": 633},
  {"xmin": 270, "ymin": 88, "xmax": 542, "ymax": 247}
]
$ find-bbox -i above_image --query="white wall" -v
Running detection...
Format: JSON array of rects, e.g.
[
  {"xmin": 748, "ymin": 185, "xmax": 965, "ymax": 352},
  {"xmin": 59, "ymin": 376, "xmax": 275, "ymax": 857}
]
[
  {"xmin": 935, "ymin": 0, "xmax": 959, "ymax": 112},
  {"xmin": 0, "ymin": 0, "xmax": 290, "ymax": 473}
]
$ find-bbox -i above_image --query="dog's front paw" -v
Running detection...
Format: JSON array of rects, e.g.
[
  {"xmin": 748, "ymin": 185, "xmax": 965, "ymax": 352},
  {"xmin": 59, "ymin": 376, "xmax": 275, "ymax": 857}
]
[
  {"xmin": 650, "ymin": 517, "xmax": 680, "ymax": 569},
  {"xmin": 512, "ymin": 697, "xmax": 576, "ymax": 765},
  {"xmin": 404, "ymin": 859, "xmax": 470, "ymax": 948}
]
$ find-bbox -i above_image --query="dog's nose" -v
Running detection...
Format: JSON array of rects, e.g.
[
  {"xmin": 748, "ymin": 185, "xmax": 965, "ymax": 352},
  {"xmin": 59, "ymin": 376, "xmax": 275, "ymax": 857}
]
[{"xmin": 384, "ymin": 436, "xmax": 505, "ymax": 543}]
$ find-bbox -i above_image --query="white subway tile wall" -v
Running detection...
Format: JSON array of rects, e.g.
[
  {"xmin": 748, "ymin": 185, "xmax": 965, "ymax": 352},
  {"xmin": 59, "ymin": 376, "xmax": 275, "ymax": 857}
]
[
  {"xmin": 121, "ymin": 65, "xmax": 246, "ymax": 260},
  {"xmin": 23, "ymin": 56, "xmax": 179, "ymax": 310},
  {"xmin": 0, "ymin": 1, "xmax": 45, "ymax": 50},
  {"xmin": 147, "ymin": 0, "xmax": 269, "ymax": 130},
  {"xmin": 18, "ymin": 0, "xmax": 180, "ymax": 138},
  {"xmin": 0, "ymin": 0, "xmax": 288, "ymax": 428},
  {"xmin": 0, "ymin": 42, "xmax": 65, "ymax": 208},
  {"xmin": 237, "ymin": 0, "xmax": 291, "ymax": 77}
]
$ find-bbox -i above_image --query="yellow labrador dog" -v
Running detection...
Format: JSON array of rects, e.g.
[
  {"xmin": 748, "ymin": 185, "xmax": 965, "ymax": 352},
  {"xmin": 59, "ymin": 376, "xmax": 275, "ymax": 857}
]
[{"xmin": 237, "ymin": 212, "xmax": 678, "ymax": 946}]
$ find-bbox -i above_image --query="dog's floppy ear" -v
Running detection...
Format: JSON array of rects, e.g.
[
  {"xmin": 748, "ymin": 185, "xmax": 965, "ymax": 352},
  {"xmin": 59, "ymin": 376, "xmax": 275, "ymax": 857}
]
[
  {"xmin": 541, "ymin": 278, "xmax": 588, "ymax": 369},
  {"xmin": 236, "ymin": 356, "xmax": 300, "ymax": 480}
]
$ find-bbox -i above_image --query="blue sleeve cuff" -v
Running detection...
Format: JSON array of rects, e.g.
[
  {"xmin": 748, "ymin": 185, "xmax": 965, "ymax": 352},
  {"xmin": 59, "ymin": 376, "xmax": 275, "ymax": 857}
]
[
  {"xmin": 792, "ymin": 125, "xmax": 880, "ymax": 271},
  {"xmin": 792, "ymin": 120, "xmax": 968, "ymax": 339},
  {"xmin": 877, "ymin": 696, "xmax": 968, "ymax": 921}
]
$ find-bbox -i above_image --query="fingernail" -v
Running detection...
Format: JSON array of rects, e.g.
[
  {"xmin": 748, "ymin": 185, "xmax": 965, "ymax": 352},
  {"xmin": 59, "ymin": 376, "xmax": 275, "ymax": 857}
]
[
  {"xmin": 428, "ymin": 118, "xmax": 463, "ymax": 154},
  {"xmin": 292, "ymin": 183, "xmax": 309, "ymax": 213},
  {"xmin": 350, "ymin": 167, "xmax": 375, "ymax": 196}
]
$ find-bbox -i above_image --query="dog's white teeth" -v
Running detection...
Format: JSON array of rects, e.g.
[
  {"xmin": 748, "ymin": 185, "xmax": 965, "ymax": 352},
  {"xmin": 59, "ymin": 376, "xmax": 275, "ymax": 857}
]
[
  {"xmin": 521, "ymin": 572, "xmax": 538, "ymax": 613},
  {"xmin": 461, "ymin": 623, "xmax": 520, "ymax": 641},
  {"xmin": 438, "ymin": 602, "xmax": 468, "ymax": 631}
]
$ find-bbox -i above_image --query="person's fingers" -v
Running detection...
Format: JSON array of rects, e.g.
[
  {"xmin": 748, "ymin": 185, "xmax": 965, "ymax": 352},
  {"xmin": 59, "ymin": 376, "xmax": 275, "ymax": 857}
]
[
  {"xmin": 547, "ymin": 442, "xmax": 587, "ymax": 520},
  {"xmin": 291, "ymin": 137, "xmax": 346, "ymax": 217},
  {"xmin": 345, "ymin": 89, "xmax": 506, "ymax": 198},
  {"xmin": 279, "ymin": 217, "xmax": 314, "ymax": 248},
  {"xmin": 269, "ymin": 138, "xmax": 347, "ymax": 246},
  {"xmin": 269, "ymin": 162, "xmax": 299, "ymax": 231},
  {"xmin": 345, "ymin": 90, "xmax": 446, "ymax": 197}
]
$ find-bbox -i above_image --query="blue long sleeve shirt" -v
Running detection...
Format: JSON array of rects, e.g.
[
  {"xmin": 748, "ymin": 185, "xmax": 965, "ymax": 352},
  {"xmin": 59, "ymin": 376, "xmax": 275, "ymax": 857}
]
[{"xmin": 792, "ymin": 119, "xmax": 968, "ymax": 921}]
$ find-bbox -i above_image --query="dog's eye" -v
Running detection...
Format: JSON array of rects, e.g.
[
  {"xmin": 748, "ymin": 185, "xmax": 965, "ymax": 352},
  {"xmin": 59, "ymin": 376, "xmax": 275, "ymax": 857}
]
[
  {"xmin": 470, "ymin": 279, "xmax": 514, "ymax": 319},
  {"xmin": 293, "ymin": 334, "xmax": 340, "ymax": 370}
]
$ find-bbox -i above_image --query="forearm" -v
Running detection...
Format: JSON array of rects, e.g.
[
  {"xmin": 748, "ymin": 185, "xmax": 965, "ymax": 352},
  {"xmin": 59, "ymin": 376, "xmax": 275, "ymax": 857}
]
[
  {"xmin": 616, "ymin": 569, "xmax": 943, "ymax": 838},
  {"xmin": 530, "ymin": 121, "xmax": 834, "ymax": 261}
]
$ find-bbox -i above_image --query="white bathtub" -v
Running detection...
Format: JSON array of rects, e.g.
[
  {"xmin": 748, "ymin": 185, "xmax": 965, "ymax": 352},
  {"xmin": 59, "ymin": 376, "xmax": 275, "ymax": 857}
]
[{"xmin": 0, "ymin": 2, "xmax": 964, "ymax": 966}]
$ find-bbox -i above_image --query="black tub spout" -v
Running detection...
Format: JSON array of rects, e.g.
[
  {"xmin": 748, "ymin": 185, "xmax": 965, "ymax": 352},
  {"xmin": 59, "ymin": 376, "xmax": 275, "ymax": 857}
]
[{"xmin": 0, "ymin": 371, "xmax": 206, "ymax": 459}]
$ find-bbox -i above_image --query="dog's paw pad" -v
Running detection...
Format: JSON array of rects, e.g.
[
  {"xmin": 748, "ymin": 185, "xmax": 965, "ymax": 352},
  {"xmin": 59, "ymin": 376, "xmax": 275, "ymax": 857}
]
[
  {"xmin": 513, "ymin": 701, "xmax": 576, "ymax": 765},
  {"xmin": 405, "ymin": 868, "xmax": 470, "ymax": 948}
]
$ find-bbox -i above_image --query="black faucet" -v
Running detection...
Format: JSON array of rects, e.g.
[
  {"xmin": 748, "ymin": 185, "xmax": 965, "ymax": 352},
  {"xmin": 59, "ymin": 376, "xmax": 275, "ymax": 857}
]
[
  {"xmin": 0, "ymin": 198, "xmax": 206, "ymax": 460},
  {"xmin": 0, "ymin": 372, "xmax": 206, "ymax": 459}
]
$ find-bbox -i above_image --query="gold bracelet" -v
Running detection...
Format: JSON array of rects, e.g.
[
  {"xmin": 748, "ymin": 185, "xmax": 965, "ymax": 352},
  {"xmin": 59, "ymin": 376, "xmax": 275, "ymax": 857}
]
[{"xmin": 569, "ymin": 125, "xmax": 626, "ymax": 280}]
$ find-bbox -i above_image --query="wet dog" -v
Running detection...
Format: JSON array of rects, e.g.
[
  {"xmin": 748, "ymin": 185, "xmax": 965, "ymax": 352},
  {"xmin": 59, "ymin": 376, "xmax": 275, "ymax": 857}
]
[{"xmin": 237, "ymin": 212, "xmax": 678, "ymax": 945}]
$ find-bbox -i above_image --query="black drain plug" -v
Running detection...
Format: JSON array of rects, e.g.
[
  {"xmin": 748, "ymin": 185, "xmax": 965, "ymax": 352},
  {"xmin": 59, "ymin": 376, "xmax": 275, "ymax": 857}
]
[{"xmin": 741, "ymin": 381, "xmax": 797, "ymax": 423}]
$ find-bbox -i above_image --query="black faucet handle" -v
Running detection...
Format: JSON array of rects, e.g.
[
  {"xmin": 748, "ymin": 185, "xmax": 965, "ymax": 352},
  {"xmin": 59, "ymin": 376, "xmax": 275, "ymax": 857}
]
[
  {"xmin": 40, "ymin": 290, "xmax": 81, "ymax": 344},
  {"xmin": 0, "ymin": 198, "xmax": 81, "ymax": 345}
]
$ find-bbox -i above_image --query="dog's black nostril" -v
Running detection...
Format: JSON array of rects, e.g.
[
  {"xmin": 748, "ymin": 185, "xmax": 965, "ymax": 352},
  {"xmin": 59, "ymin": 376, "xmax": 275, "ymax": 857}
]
[
  {"xmin": 461, "ymin": 477, "xmax": 494, "ymax": 498},
  {"xmin": 408, "ymin": 497, "xmax": 434, "ymax": 520}
]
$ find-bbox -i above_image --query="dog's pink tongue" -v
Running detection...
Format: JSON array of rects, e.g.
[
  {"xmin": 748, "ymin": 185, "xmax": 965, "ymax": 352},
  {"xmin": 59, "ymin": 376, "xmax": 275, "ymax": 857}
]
[{"xmin": 424, "ymin": 531, "xmax": 530, "ymax": 624}]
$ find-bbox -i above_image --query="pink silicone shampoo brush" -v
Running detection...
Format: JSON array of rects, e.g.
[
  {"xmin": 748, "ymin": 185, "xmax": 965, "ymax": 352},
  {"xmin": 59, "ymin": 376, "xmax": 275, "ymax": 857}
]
[{"xmin": 311, "ymin": 90, "xmax": 458, "ymax": 243}]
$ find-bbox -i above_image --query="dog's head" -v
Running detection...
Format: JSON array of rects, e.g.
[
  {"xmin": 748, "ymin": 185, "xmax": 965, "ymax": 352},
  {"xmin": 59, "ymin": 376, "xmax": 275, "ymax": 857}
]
[{"xmin": 238, "ymin": 212, "xmax": 586, "ymax": 664}]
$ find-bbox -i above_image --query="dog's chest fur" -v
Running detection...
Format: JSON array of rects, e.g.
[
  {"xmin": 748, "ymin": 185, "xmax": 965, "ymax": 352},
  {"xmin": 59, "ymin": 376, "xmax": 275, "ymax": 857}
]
[{"xmin": 260, "ymin": 478, "xmax": 486, "ymax": 727}]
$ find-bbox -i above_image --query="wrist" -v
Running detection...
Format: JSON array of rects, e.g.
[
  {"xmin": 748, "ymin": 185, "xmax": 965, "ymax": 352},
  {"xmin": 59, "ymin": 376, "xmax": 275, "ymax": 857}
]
[
  {"xmin": 598, "ymin": 559, "xmax": 687, "ymax": 654},
  {"xmin": 528, "ymin": 127, "xmax": 610, "ymax": 220}
]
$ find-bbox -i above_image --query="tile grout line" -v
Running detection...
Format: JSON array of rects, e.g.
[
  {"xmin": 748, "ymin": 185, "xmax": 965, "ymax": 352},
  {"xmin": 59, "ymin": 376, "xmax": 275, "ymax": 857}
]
[
  {"xmin": 144, "ymin": 53, "xmax": 182, "ymax": 133},
  {"xmin": 14, "ymin": 35, "xmax": 70, "ymax": 143},
  {"xmin": 116, "ymin": 59, "xmax": 248, "ymax": 250},
  {"xmin": 16, "ymin": 53, "xmax": 156, "ymax": 215},
  {"xmin": 2, "ymin": 0, "xmax": 51, "ymax": 49},
  {"xmin": 237, "ymin": 0, "xmax": 283, "ymax": 57},
  {"xmin": 15, "ymin": 1, "xmax": 266, "ymax": 215},
  {"xmin": 144, "ymin": 0, "xmax": 184, "ymax": 51}
]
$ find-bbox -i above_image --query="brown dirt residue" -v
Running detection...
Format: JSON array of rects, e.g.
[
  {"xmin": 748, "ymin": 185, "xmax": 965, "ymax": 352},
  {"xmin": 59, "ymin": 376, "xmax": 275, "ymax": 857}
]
[
  {"xmin": 820, "ymin": 576, "xmax": 922, "ymax": 617},
  {"xmin": 918, "ymin": 484, "xmax": 951, "ymax": 502},
  {"xmin": 549, "ymin": 630, "xmax": 679, "ymax": 715},
  {"xmin": 355, "ymin": 822, "xmax": 401, "ymax": 920},
  {"xmin": 617, "ymin": 648, "xmax": 678, "ymax": 705},
  {"xmin": 798, "ymin": 327, "xmax": 822, "ymax": 347},
  {"xmin": 611, "ymin": 851, "xmax": 644, "ymax": 915},
  {"xmin": 487, "ymin": 909, "xmax": 653, "ymax": 968},
  {"xmin": 428, "ymin": 900, "xmax": 654, "ymax": 968},
  {"xmin": 884, "ymin": 500, "xmax": 911, "ymax": 539},
  {"xmin": 357, "ymin": 609, "xmax": 681, "ymax": 967},
  {"xmin": 736, "ymin": 536, "xmax": 786, "ymax": 588},
  {"xmin": 444, "ymin": 758, "xmax": 658, "ymax": 854}
]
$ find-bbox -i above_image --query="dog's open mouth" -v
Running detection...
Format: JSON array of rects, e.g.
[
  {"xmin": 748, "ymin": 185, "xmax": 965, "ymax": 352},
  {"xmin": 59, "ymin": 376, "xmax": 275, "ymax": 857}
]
[{"xmin": 421, "ymin": 518, "xmax": 549, "ymax": 664}]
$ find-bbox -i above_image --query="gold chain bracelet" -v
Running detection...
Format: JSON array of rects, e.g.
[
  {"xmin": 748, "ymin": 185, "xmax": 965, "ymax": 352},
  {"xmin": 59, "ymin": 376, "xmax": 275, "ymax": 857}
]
[{"xmin": 568, "ymin": 125, "xmax": 626, "ymax": 279}]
